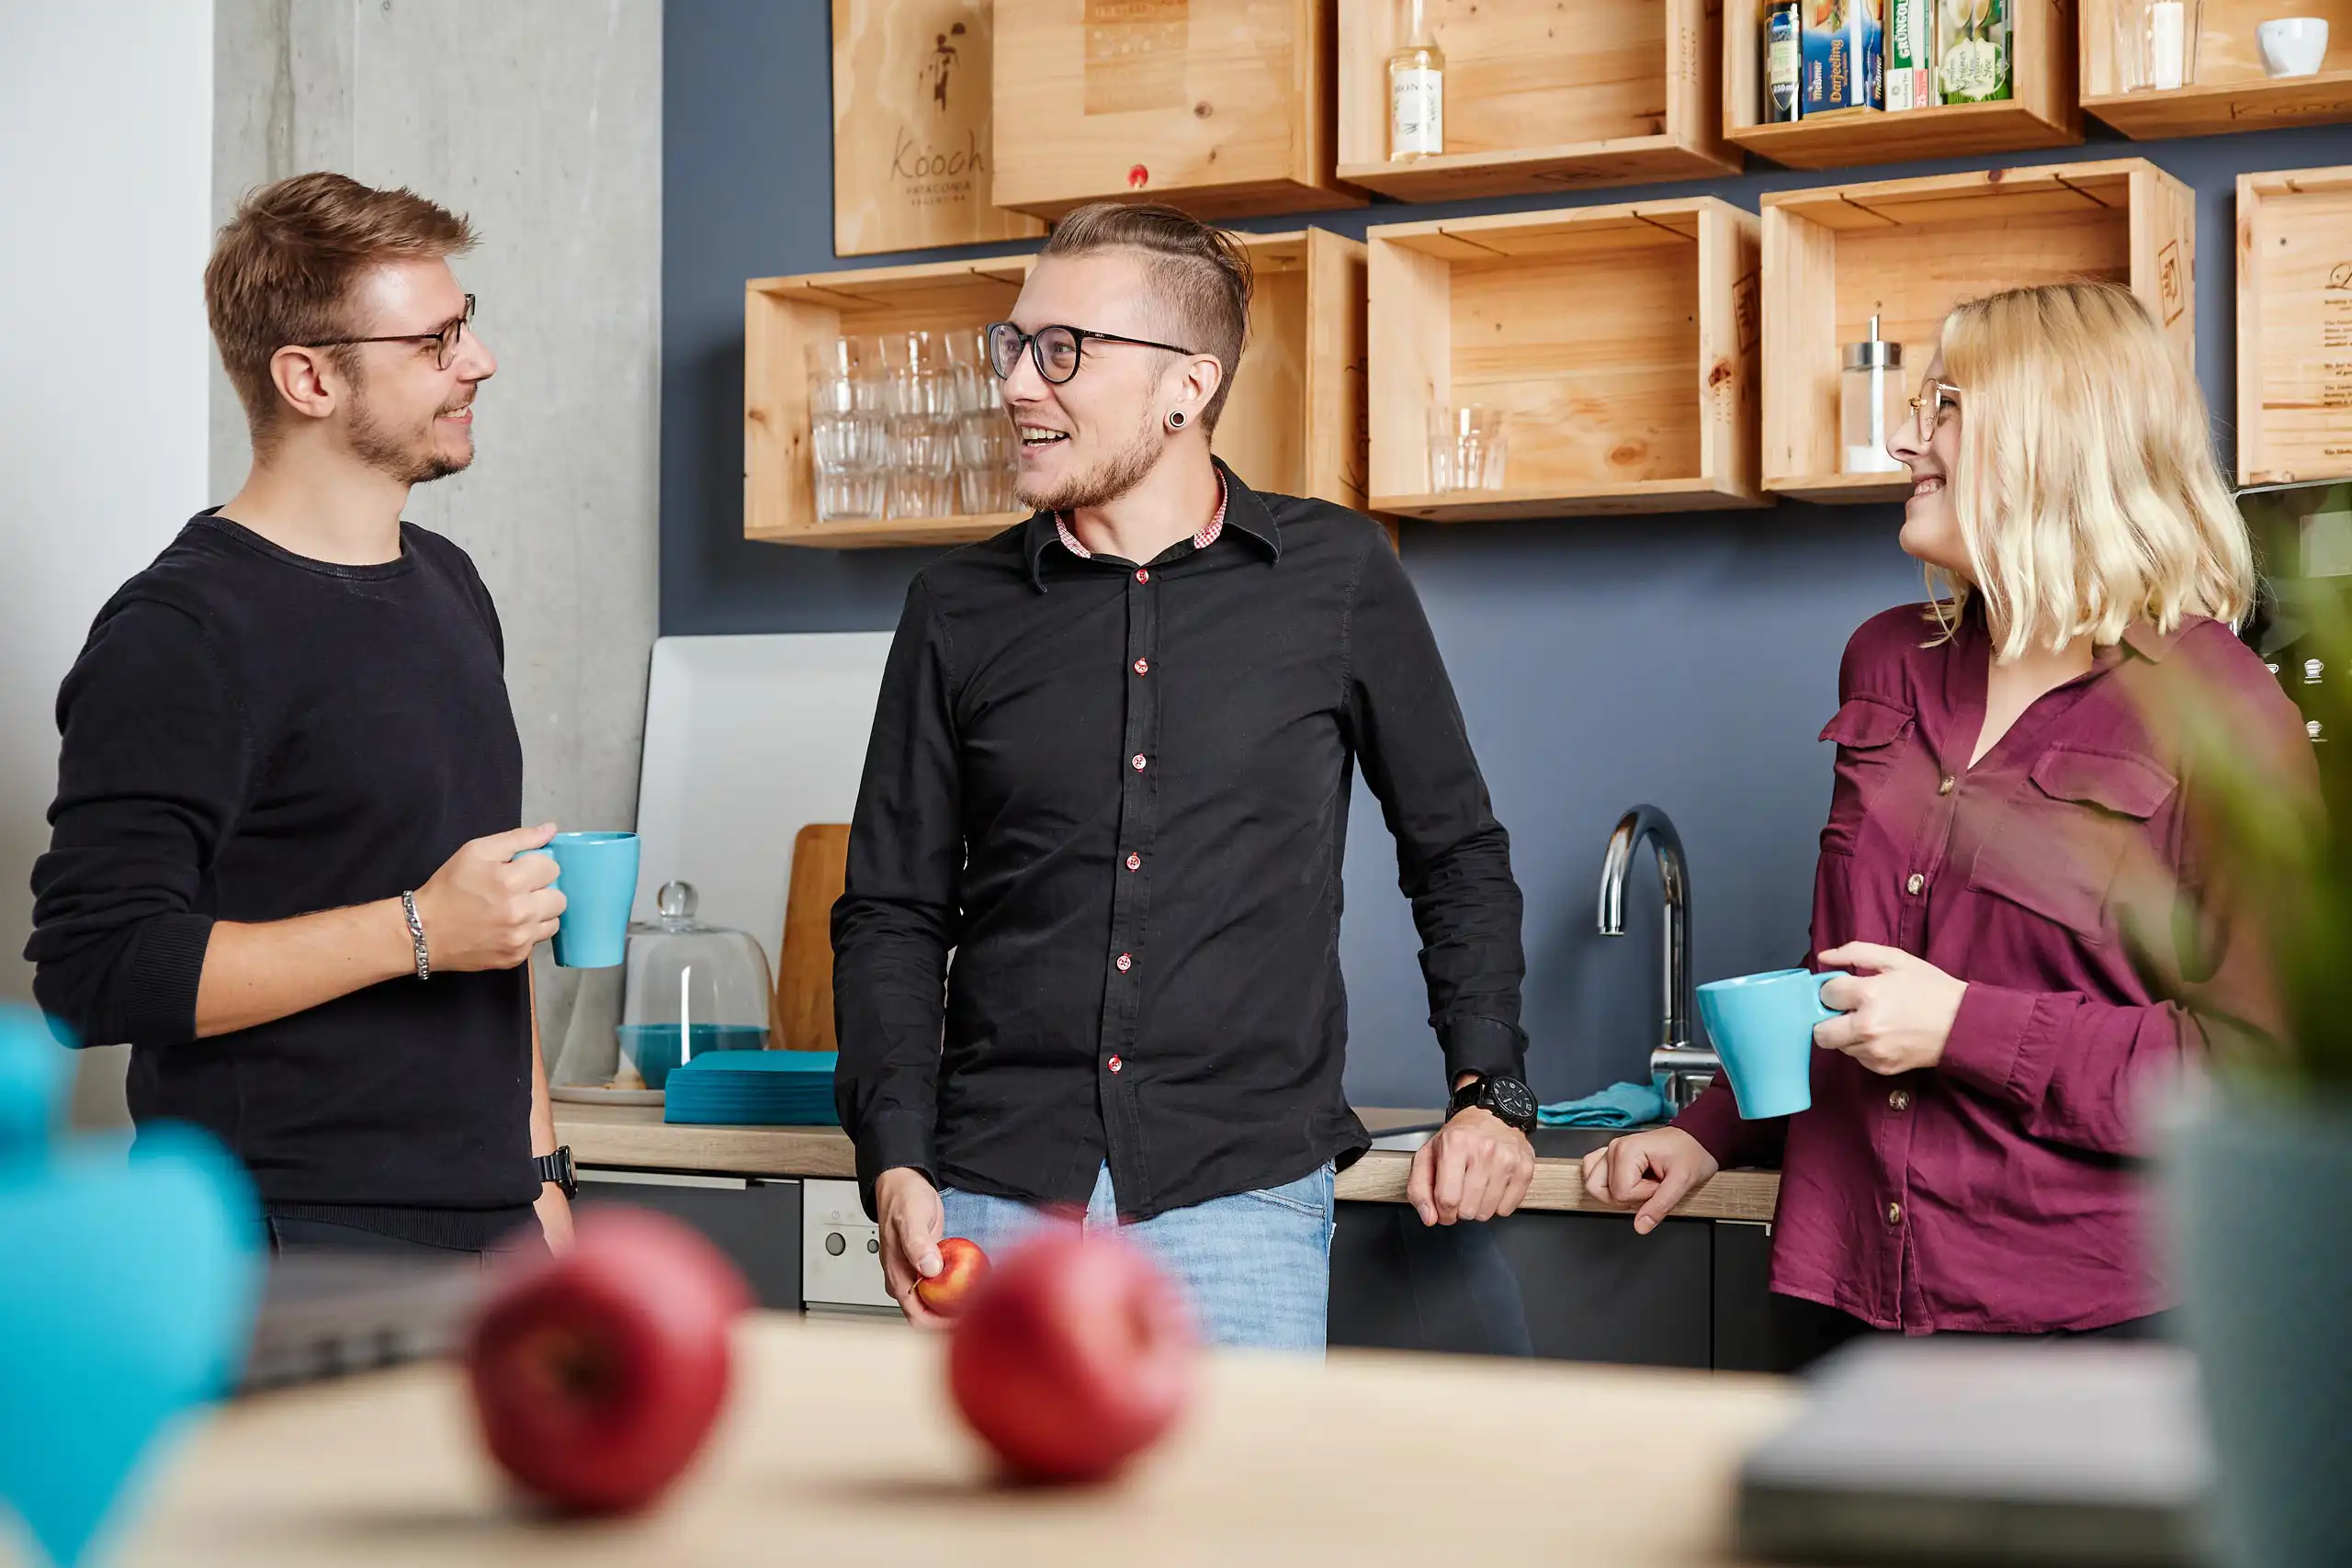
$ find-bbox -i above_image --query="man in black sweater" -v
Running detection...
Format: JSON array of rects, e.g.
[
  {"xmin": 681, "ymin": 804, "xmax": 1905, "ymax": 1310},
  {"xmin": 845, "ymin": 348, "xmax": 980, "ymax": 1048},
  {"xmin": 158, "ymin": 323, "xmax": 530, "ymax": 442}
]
[{"xmin": 28, "ymin": 173, "xmax": 575, "ymax": 1257}]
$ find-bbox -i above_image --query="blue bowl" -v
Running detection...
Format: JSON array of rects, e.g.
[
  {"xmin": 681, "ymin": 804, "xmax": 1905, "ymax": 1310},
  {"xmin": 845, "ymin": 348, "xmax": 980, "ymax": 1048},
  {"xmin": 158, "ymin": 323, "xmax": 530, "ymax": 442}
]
[{"xmin": 616, "ymin": 1022, "xmax": 769, "ymax": 1090}]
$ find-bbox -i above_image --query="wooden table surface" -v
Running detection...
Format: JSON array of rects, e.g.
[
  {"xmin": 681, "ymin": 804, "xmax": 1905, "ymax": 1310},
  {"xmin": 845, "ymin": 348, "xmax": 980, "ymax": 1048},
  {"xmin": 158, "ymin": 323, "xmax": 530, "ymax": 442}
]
[
  {"xmin": 114, "ymin": 1313, "xmax": 1797, "ymax": 1566},
  {"xmin": 554, "ymin": 1104, "xmax": 1784, "ymax": 1225}
]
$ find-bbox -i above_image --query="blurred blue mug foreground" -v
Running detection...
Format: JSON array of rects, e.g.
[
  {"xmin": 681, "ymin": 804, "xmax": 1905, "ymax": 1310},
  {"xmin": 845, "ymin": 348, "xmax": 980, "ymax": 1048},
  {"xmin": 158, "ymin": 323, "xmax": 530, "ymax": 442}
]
[
  {"xmin": 516, "ymin": 831, "xmax": 639, "ymax": 968},
  {"xmin": 1695, "ymin": 968, "xmax": 1848, "ymax": 1120}
]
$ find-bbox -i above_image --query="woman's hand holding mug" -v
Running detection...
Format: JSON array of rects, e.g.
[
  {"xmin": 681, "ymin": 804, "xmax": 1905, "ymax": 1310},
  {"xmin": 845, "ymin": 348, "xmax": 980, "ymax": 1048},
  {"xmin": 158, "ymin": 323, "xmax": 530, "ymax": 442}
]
[{"xmin": 1812, "ymin": 942, "xmax": 1966, "ymax": 1075}]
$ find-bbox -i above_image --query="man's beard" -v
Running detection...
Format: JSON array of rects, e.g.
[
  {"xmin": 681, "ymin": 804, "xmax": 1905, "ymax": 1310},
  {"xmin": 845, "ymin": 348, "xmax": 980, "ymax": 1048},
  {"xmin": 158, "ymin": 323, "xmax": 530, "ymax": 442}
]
[
  {"xmin": 345, "ymin": 373, "xmax": 472, "ymax": 486},
  {"xmin": 1014, "ymin": 406, "xmax": 1162, "ymax": 515}
]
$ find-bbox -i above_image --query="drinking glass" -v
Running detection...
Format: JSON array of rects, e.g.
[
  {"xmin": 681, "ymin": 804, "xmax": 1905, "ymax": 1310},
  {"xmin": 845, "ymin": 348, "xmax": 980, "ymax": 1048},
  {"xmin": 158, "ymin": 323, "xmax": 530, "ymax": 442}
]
[
  {"xmin": 2112, "ymin": 0, "xmax": 2201, "ymax": 91},
  {"xmin": 1427, "ymin": 405, "xmax": 1508, "ymax": 492},
  {"xmin": 806, "ymin": 335, "xmax": 887, "ymax": 524},
  {"xmin": 876, "ymin": 332, "xmax": 956, "ymax": 520},
  {"xmin": 944, "ymin": 325, "xmax": 997, "ymax": 414}
]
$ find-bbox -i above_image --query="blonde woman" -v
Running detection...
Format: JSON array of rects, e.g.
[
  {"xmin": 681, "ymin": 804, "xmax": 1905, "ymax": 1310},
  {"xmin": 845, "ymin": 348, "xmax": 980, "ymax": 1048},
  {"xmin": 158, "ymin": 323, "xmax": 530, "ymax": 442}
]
[{"xmin": 1583, "ymin": 281, "xmax": 2313, "ymax": 1367}]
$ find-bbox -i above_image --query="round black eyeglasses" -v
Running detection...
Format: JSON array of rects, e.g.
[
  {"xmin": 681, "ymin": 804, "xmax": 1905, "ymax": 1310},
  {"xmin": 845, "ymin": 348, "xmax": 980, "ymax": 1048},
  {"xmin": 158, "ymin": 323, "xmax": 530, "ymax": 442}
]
[
  {"xmin": 305, "ymin": 294, "xmax": 476, "ymax": 371},
  {"xmin": 985, "ymin": 320, "xmax": 1199, "ymax": 385}
]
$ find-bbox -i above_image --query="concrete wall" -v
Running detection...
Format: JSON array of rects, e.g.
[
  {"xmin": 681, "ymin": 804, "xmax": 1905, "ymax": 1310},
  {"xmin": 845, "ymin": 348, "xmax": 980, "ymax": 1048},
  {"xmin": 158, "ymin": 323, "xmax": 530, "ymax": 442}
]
[
  {"xmin": 211, "ymin": 0, "xmax": 665, "ymax": 1044},
  {"xmin": 661, "ymin": 0, "xmax": 2352, "ymax": 1110},
  {"xmin": 0, "ymin": 4, "xmax": 217, "ymax": 1124}
]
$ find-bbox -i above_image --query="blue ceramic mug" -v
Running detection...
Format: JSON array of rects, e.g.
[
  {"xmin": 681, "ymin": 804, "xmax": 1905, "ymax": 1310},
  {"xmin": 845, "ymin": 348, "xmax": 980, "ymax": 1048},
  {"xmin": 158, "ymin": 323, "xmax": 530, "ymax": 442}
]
[
  {"xmin": 515, "ymin": 831, "xmax": 639, "ymax": 968},
  {"xmin": 1694, "ymin": 967, "xmax": 1849, "ymax": 1120}
]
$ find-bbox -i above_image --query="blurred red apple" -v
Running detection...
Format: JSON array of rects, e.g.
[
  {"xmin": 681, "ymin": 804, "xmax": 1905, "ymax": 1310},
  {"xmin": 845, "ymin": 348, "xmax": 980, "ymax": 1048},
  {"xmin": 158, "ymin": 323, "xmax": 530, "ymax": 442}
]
[
  {"xmin": 915, "ymin": 1235, "xmax": 989, "ymax": 1318},
  {"xmin": 466, "ymin": 1207, "xmax": 750, "ymax": 1515},
  {"xmin": 947, "ymin": 1231, "xmax": 1197, "ymax": 1483}
]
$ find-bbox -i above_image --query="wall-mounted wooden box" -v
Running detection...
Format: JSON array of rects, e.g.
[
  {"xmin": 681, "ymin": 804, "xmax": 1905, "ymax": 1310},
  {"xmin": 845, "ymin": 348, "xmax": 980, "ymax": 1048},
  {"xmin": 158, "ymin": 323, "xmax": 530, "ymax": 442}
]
[
  {"xmin": 1760, "ymin": 158, "xmax": 2194, "ymax": 504},
  {"xmin": 1723, "ymin": 0, "xmax": 2081, "ymax": 168},
  {"xmin": 1334, "ymin": 0, "xmax": 1738, "ymax": 201},
  {"xmin": 745, "ymin": 256, "xmax": 1033, "ymax": 550},
  {"xmin": 744, "ymin": 232, "xmax": 1366, "ymax": 549},
  {"xmin": 1212, "ymin": 229, "xmax": 1369, "ymax": 510},
  {"xmin": 831, "ymin": 0, "xmax": 1046, "ymax": 257},
  {"xmin": 1366, "ymin": 198, "xmax": 1763, "ymax": 521},
  {"xmin": 2238, "ymin": 165, "xmax": 2352, "ymax": 488},
  {"xmin": 2084, "ymin": 0, "xmax": 2352, "ymax": 139},
  {"xmin": 989, "ymin": 0, "xmax": 1358, "ymax": 220}
]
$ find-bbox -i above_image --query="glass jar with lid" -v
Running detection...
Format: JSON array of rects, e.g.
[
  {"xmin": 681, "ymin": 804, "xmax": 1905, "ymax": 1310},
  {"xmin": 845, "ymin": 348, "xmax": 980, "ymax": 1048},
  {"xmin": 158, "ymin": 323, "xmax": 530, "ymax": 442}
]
[
  {"xmin": 559, "ymin": 880, "xmax": 774, "ymax": 1093},
  {"xmin": 1841, "ymin": 314, "xmax": 1906, "ymax": 475}
]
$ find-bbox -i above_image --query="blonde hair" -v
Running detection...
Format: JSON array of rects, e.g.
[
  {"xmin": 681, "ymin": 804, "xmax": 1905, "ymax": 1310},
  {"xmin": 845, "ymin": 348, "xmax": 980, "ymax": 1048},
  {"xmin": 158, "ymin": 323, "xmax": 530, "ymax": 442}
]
[{"xmin": 1929, "ymin": 281, "xmax": 2253, "ymax": 660}]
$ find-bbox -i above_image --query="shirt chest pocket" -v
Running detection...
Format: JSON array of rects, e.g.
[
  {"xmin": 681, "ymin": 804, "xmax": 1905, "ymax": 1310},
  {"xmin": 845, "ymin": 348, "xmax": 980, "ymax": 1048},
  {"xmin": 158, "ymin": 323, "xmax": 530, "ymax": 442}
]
[
  {"xmin": 1965, "ymin": 747, "xmax": 2177, "ymax": 939},
  {"xmin": 1819, "ymin": 696, "xmax": 1916, "ymax": 855}
]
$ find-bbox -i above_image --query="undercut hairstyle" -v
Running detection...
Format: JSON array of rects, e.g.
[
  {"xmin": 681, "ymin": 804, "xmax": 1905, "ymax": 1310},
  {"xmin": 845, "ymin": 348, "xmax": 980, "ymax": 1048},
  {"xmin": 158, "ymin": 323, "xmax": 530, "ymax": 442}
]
[
  {"xmin": 204, "ymin": 171, "xmax": 476, "ymax": 448},
  {"xmin": 1041, "ymin": 201, "xmax": 1253, "ymax": 430}
]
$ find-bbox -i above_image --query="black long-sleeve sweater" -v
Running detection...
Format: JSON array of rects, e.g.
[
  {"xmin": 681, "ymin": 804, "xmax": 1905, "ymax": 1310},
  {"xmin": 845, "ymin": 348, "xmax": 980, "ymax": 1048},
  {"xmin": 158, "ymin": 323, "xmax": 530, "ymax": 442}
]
[{"xmin": 27, "ymin": 513, "xmax": 540, "ymax": 1246}]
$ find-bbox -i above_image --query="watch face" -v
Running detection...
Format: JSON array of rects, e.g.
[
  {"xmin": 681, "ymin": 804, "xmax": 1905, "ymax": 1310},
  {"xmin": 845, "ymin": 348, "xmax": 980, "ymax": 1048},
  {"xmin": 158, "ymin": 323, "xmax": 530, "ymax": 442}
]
[{"xmin": 1486, "ymin": 1077, "xmax": 1537, "ymax": 1125}]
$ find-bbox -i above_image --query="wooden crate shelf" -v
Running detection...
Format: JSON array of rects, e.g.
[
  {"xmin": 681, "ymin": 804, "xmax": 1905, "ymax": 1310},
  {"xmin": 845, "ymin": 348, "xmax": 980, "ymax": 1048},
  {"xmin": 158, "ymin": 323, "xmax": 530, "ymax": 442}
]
[
  {"xmin": 1212, "ymin": 229, "xmax": 1370, "ymax": 513},
  {"xmin": 830, "ymin": 0, "xmax": 1044, "ymax": 257},
  {"xmin": 989, "ymin": 0, "xmax": 1359, "ymax": 220},
  {"xmin": 1334, "ymin": 0, "xmax": 1738, "ymax": 201},
  {"xmin": 1723, "ymin": 0, "xmax": 2081, "ymax": 169},
  {"xmin": 1760, "ymin": 158, "xmax": 2194, "ymax": 503},
  {"xmin": 2238, "ymin": 165, "xmax": 2352, "ymax": 488},
  {"xmin": 745, "ymin": 256, "xmax": 1030, "ymax": 550},
  {"xmin": 743, "ymin": 233, "xmax": 1365, "ymax": 550},
  {"xmin": 1366, "ymin": 198, "xmax": 1764, "ymax": 522},
  {"xmin": 2083, "ymin": 0, "xmax": 2352, "ymax": 138}
]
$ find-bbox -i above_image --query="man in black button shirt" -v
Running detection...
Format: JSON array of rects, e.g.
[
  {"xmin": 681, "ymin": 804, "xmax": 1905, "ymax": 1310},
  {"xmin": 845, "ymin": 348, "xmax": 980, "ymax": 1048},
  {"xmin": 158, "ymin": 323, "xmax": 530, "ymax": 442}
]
[
  {"xmin": 28, "ymin": 174, "xmax": 573, "ymax": 1258},
  {"xmin": 834, "ymin": 204, "xmax": 1537, "ymax": 1349}
]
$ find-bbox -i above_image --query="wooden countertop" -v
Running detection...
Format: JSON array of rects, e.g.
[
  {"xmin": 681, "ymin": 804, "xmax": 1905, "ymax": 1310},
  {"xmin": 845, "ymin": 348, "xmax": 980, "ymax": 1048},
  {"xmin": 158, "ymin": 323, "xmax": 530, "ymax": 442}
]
[
  {"xmin": 117, "ymin": 1313, "xmax": 1797, "ymax": 1566},
  {"xmin": 555, "ymin": 1104, "xmax": 1781, "ymax": 1225}
]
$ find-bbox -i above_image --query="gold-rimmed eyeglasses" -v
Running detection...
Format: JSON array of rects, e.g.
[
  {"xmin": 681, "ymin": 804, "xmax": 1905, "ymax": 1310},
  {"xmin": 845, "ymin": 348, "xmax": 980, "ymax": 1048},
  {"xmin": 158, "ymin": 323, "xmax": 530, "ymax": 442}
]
[
  {"xmin": 1907, "ymin": 377, "xmax": 1962, "ymax": 443},
  {"xmin": 305, "ymin": 293, "xmax": 476, "ymax": 371}
]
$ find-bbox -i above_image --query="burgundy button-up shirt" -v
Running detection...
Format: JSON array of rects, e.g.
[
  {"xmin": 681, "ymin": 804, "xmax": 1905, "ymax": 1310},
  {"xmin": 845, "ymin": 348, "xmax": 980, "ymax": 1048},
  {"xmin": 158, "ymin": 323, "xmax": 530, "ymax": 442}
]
[{"xmin": 1678, "ymin": 601, "xmax": 2312, "ymax": 1333}]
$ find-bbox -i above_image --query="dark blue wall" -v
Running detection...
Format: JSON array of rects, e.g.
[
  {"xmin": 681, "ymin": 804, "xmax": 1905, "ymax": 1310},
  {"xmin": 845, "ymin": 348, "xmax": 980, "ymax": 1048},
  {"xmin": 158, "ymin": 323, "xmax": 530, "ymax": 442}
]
[{"xmin": 663, "ymin": 0, "xmax": 2352, "ymax": 1108}]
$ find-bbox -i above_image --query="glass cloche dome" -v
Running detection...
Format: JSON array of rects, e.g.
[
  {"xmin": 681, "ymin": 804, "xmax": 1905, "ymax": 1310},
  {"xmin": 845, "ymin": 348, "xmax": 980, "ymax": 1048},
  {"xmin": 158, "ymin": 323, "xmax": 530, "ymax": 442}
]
[{"xmin": 553, "ymin": 880, "xmax": 774, "ymax": 1094}]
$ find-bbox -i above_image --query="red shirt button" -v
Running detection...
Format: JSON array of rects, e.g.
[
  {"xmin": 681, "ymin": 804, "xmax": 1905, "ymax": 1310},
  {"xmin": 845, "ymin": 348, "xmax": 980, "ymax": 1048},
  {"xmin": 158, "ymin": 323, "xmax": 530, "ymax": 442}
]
[
  {"xmin": 1132, "ymin": 753, "xmax": 1147, "ymax": 772},
  {"xmin": 1107, "ymin": 1055, "xmax": 1124, "ymax": 1073},
  {"xmin": 1135, "ymin": 569, "xmax": 1149, "ymax": 583},
  {"xmin": 1116, "ymin": 953, "xmax": 1133, "ymax": 973},
  {"xmin": 1133, "ymin": 658, "xmax": 1149, "ymax": 675},
  {"xmin": 1125, "ymin": 852, "xmax": 1141, "ymax": 871}
]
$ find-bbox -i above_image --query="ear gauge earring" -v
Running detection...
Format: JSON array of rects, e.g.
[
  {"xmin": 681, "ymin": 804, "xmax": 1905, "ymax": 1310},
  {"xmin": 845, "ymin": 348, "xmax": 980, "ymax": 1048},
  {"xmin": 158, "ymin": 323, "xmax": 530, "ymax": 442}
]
[{"xmin": 1166, "ymin": 409, "xmax": 1188, "ymax": 432}]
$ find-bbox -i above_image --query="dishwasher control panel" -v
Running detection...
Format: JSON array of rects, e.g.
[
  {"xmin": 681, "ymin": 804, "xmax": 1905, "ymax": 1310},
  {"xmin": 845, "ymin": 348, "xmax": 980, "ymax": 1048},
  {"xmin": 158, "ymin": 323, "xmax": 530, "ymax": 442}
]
[{"xmin": 800, "ymin": 1178, "xmax": 896, "ymax": 1314}]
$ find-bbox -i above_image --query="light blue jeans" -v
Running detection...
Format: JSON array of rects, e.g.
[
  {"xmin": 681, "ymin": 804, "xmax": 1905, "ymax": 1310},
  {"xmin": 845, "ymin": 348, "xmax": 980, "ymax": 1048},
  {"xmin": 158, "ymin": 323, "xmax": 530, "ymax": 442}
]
[{"xmin": 943, "ymin": 1161, "xmax": 1337, "ymax": 1353}]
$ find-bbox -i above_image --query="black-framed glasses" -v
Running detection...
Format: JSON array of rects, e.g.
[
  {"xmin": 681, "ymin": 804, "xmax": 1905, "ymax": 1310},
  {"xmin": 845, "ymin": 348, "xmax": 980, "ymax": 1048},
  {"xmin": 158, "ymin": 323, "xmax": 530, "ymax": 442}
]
[
  {"xmin": 305, "ymin": 293, "xmax": 476, "ymax": 370},
  {"xmin": 985, "ymin": 320, "xmax": 1198, "ymax": 385}
]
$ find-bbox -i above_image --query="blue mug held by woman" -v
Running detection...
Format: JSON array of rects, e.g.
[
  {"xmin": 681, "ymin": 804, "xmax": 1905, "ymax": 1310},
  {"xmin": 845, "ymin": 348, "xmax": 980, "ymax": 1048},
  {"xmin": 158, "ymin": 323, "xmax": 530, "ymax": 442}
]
[{"xmin": 1694, "ymin": 968, "xmax": 1848, "ymax": 1120}]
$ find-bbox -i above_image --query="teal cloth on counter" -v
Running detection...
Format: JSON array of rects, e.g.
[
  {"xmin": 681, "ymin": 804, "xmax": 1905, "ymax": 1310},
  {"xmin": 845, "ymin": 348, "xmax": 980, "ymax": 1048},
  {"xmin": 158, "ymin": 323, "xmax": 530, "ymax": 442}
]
[{"xmin": 1536, "ymin": 1080, "xmax": 1668, "ymax": 1128}]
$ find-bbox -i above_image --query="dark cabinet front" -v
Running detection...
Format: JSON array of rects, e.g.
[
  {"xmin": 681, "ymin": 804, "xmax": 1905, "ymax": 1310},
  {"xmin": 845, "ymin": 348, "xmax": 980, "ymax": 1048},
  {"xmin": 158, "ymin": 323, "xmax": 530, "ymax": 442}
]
[
  {"xmin": 1330, "ymin": 1202, "xmax": 1773, "ymax": 1371},
  {"xmin": 575, "ymin": 1175, "xmax": 803, "ymax": 1311}
]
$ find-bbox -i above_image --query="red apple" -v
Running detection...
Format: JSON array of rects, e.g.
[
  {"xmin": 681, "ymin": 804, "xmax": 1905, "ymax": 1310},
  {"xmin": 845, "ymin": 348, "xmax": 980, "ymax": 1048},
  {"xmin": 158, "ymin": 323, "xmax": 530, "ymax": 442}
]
[
  {"xmin": 946, "ymin": 1231, "xmax": 1197, "ymax": 1483},
  {"xmin": 915, "ymin": 1235, "xmax": 990, "ymax": 1318},
  {"xmin": 466, "ymin": 1207, "xmax": 750, "ymax": 1515}
]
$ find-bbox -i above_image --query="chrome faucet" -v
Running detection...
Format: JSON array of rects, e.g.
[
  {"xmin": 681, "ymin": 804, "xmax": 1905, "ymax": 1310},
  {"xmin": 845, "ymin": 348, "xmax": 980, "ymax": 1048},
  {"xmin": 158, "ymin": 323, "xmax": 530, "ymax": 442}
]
[{"xmin": 1597, "ymin": 805, "xmax": 1719, "ymax": 1117}]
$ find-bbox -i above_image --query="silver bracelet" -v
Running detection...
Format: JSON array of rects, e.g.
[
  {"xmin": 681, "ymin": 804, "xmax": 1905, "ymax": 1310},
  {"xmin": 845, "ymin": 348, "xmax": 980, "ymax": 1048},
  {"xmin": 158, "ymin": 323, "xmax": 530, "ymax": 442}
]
[{"xmin": 400, "ymin": 890, "xmax": 431, "ymax": 981}]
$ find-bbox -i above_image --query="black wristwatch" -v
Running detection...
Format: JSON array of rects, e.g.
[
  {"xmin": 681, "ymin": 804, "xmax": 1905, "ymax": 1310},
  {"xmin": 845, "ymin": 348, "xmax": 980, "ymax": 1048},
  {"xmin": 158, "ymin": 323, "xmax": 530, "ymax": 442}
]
[
  {"xmin": 1448, "ymin": 1074, "xmax": 1538, "ymax": 1134},
  {"xmin": 535, "ymin": 1145, "xmax": 578, "ymax": 1200}
]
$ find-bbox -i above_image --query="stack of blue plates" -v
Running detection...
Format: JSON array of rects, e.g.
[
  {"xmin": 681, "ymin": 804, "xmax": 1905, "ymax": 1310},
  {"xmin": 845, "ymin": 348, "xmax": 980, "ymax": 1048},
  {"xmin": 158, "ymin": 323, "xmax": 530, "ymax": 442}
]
[{"xmin": 662, "ymin": 1051, "xmax": 840, "ymax": 1126}]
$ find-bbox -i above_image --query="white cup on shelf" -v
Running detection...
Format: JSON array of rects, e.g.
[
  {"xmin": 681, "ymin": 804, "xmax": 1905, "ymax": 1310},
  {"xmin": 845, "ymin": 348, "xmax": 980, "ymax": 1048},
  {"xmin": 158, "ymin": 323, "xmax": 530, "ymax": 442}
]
[{"xmin": 2257, "ymin": 17, "xmax": 2330, "ymax": 77}]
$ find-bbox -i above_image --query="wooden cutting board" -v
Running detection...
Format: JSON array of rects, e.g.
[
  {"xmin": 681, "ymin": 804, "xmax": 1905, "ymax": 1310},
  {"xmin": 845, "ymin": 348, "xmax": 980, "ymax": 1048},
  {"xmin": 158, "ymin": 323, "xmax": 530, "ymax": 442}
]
[{"xmin": 771, "ymin": 824, "xmax": 850, "ymax": 1053}]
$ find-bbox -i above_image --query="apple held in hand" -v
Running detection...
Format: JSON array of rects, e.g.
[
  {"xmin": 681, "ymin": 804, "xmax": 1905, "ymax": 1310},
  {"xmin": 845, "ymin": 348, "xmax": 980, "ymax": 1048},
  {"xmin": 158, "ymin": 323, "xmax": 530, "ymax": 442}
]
[
  {"xmin": 466, "ymin": 1206, "xmax": 750, "ymax": 1515},
  {"xmin": 915, "ymin": 1235, "xmax": 990, "ymax": 1318},
  {"xmin": 947, "ymin": 1231, "xmax": 1197, "ymax": 1483}
]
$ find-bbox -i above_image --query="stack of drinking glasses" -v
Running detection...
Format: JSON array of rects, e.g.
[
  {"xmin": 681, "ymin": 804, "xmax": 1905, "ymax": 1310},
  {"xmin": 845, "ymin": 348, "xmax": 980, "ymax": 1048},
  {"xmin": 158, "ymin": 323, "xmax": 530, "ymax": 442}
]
[{"xmin": 806, "ymin": 329, "xmax": 1017, "ymax": 525}]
